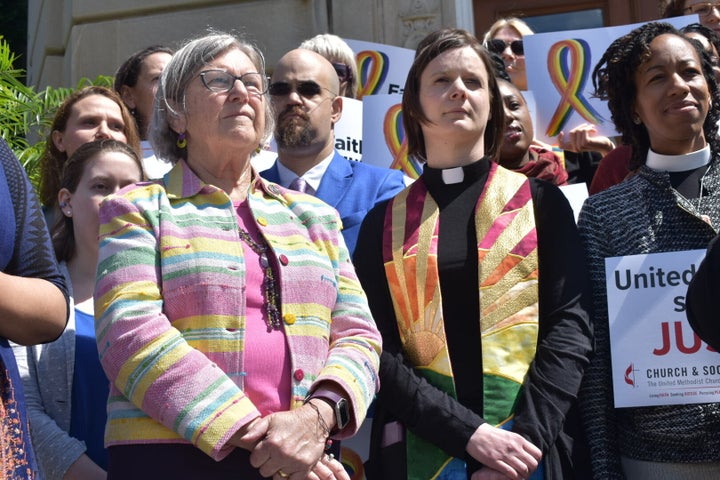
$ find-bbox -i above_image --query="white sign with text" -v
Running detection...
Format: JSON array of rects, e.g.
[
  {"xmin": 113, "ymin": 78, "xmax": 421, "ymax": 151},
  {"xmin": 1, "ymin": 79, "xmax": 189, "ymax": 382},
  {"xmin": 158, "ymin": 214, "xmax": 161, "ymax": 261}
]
[
  {"xmin": 606, "ymin": 250, "xmax": 720, "ymax": 408},
  {"xmin": 525, "ymin": 15, "xmax": 697, "ymax": 145}
]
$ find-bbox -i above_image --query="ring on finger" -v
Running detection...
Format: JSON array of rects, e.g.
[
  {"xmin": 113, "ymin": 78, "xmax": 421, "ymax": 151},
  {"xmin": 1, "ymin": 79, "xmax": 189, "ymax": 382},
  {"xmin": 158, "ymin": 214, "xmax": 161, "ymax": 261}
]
[{"xmin": 277, "ymin": 470, "xmax": 289, "ymax": 478}]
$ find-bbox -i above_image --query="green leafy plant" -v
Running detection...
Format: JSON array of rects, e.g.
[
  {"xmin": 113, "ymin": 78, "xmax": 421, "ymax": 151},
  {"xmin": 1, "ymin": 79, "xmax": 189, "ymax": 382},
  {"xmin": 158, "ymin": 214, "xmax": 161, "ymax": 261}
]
[{"xmin": 0, "ymin": 35, "xmax": 112, "ymax": 186}]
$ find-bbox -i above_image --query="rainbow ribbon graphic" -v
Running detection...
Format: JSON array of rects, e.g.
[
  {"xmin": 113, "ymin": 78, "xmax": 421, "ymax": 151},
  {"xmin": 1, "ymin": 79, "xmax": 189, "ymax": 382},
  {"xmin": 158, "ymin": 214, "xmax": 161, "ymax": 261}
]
[
  {"xmin": 340, "ymin": 446, "xmax": 365, "ymax": 480},
  {"xmin": 356, "ymin": 50, "xmax": 389, "ymax": 99},
  {"xmin": 545, "ymin": 38, "xmax": 603, "ymax": 137},
  {"xmin": 384, "ymin": 103, "xmax": 422, "ymax": 179}
]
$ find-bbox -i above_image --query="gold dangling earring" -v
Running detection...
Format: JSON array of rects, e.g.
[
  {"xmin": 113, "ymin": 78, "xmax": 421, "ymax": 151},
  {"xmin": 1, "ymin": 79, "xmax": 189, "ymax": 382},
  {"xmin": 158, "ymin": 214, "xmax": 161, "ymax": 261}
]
[{"xmin": 176, "ymin": 132, "xmax": 187, "ymax": 149}]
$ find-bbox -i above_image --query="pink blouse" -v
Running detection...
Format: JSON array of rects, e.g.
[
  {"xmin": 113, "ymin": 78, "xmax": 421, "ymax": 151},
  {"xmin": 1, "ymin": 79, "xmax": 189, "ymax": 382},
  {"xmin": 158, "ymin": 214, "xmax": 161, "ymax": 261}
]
[{"xmin": 235, "ymin": 200, "xmax": 291, "ymax": 416}]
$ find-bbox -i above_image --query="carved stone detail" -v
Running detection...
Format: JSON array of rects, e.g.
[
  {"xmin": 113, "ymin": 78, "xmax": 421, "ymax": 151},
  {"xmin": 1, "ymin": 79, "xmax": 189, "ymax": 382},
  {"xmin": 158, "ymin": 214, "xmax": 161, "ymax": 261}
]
[{"xmin": 399, "ymin": 0, "xmax": 442, "ymax": 49}]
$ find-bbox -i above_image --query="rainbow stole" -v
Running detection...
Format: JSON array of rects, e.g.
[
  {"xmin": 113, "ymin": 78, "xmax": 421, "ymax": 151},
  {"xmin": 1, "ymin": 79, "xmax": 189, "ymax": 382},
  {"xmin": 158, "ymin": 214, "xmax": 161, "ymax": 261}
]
[{"xmin": 382, "ymin": 163, "xmax": 539, "ymax": 479}]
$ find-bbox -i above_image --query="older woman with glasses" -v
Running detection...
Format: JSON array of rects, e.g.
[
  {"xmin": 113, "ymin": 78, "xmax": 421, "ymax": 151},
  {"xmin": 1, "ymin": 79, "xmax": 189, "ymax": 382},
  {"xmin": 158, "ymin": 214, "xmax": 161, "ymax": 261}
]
[
  {"xmin": 664, "ymin": 1, "xmax": 720, "ymax": 35},
  {"xmin": 93, "ymin": 31, "xmax": 380, "ymax": 480}
]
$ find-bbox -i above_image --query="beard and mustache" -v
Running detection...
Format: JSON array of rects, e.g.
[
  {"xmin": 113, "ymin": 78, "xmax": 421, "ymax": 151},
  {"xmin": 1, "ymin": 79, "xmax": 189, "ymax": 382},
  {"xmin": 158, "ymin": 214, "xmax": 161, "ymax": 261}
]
[{"xmin": 275, "ymin": 106, "xmax": 317, "ymax": 149}]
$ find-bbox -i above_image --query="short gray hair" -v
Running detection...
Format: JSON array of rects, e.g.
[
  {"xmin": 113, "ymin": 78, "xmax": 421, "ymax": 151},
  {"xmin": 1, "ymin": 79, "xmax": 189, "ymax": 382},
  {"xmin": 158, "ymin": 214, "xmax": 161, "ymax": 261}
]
[{"xmin": 150, "ymin": 32, "xmax": 273, "ymax": 162}]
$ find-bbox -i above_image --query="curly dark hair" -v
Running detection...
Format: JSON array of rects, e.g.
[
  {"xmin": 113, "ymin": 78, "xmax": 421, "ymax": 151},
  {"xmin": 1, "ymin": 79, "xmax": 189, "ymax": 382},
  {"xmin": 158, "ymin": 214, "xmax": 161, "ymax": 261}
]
[
  {"xmin": 38, "ymin": 86, "xmax": 141, "ymax": 207},
  {"xmin": 681, "ymin": 22, "xmax": 720, "ymax": 58},
  {"xmin": 489, "ymin": 50, "xmax": 512, "ymax": 83},
  {"xmin": 592, "ymin": 22, "xmax": 720, "ymax": 169}
]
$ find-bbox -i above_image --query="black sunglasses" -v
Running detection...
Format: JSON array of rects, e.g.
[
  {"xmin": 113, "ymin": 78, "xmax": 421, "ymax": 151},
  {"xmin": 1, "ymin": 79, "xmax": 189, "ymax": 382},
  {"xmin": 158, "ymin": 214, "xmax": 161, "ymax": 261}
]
[
  {"xmin": 268, "ymin": 80, "xmax": 336, "ymax": 98},
  {"xmin": 487, "ymin": 39, "xmax": 524, "ymax": 56},
  {"xmin": 332, "ymin": 62, "xmax": 353, "ymax": 83}
]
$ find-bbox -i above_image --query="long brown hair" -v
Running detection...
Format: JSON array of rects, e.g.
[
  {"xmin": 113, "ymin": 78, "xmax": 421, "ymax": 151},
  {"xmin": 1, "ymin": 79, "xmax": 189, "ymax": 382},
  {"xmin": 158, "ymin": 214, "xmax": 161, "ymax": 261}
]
[
  {"xmin": 52, "ymin": 139, "xmax": 143, "ymax": 262},
  {"xmin": 38, "ymin": 86, "xmax": 141, "ymax": 207}
]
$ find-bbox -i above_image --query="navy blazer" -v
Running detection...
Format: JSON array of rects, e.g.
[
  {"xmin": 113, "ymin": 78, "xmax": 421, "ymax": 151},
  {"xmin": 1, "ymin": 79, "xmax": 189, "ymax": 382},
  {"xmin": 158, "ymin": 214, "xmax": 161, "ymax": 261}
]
[{"xmin": 261, "ymin": 151, "xmax": 406, "ymax": 254}]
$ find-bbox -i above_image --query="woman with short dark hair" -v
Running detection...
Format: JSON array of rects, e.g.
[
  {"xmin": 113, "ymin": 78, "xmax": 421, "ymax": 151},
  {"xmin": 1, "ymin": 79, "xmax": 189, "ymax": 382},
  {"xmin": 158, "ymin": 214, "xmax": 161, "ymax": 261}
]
[{"xmin": 355, "ymin": 27, "xmax": 592, "ymax": 480}]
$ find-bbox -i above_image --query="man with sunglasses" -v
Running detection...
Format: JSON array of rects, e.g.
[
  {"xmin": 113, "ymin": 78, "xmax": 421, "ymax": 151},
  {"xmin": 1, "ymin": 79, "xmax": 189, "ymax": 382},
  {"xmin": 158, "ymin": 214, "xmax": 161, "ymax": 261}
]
[{"xmin": 260, "ymin": 49, "xmax": 405, "ymax": 254}]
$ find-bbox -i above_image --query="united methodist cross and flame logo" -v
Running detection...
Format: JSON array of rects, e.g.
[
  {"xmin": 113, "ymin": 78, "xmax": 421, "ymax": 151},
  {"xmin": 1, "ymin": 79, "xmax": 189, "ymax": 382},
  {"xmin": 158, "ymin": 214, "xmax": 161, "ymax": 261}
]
[{"xmin": 625, "ymin": 362, "xmax": 639, "ymax": 387}]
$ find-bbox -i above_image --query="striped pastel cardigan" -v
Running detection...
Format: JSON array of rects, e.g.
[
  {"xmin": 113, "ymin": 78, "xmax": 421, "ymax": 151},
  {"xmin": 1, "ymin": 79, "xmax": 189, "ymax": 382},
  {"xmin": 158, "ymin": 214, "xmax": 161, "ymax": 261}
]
[{"xmin": 94, "ymin": 160, "xmax": 381, "ymax": 461}]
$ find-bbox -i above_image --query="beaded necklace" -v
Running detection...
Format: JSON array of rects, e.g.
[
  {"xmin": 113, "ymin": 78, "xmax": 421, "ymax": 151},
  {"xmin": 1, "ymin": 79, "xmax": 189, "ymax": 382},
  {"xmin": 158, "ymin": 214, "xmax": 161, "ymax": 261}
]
[{"xmin": 238, "ymin": 227, "xmax": 282, "ymax": 332}]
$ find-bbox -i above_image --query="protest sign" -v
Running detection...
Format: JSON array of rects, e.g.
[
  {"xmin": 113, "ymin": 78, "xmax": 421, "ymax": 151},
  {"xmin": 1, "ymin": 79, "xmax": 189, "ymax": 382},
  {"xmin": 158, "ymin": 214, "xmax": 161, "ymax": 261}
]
[
  {"xmin": 558, "ymin": 182, "xmax": 587, "ymax": 223},
  {"xmin": 334, "ymin": 97, "xmax": 363, "ymax": 161},
  {"xmin": 525, "ymin": 15, "xmax": 698, "ymax": 144},
  {"xmin": 606, "ymin": 250, "xmax": 720, "ymax": 408},
  {"xmin": 345, "ymin": 39, "xmax": 415, "ymax": 99},
  {"xmin": 361, "ymin": 94, "xmax": 423, "ymax": 179}
]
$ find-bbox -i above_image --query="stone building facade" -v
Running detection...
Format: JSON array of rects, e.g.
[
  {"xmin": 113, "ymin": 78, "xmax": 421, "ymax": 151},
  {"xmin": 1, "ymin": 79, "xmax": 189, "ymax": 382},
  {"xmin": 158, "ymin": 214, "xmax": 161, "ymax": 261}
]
[
  {"xmin": 27, "ymin": 0, "xmax": 473, "ymax": 88},
  {"xmin": 28, "ymin": 0, "xmax": 659, "ymax": 90}
]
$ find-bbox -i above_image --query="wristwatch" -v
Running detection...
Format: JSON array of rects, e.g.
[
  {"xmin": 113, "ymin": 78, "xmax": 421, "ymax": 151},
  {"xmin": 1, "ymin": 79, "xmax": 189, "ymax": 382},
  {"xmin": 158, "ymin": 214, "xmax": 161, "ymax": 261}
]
[{"xmin": 305, "ymin": 390, "xmax": 350, "ymax": 433}]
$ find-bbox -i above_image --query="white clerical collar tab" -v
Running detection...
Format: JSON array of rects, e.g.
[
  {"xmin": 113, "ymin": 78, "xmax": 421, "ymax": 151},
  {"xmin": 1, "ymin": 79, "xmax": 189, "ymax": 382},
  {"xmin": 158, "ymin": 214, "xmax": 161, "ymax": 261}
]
[
  {"xmin": 646, "ymin": 145, "xmax": 711, "ymax": 172},
  {"xmin": 441, "ymin": 167, "xmax": 465, "ymax": 184}
]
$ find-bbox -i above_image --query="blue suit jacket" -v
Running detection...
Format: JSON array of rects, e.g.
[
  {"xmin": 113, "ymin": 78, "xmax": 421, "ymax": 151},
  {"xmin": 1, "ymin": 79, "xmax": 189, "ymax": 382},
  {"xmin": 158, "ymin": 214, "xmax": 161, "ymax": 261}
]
[{"xmin": 260, "ymin": 151, "xmax": 406, "ymax": 254}]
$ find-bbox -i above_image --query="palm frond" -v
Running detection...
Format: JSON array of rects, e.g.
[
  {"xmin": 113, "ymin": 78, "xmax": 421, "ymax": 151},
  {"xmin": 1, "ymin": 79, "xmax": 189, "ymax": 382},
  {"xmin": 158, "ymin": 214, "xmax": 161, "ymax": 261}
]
[{"xmin": 0, "ymin": 32, "xmax": 117, "ymax": 187}]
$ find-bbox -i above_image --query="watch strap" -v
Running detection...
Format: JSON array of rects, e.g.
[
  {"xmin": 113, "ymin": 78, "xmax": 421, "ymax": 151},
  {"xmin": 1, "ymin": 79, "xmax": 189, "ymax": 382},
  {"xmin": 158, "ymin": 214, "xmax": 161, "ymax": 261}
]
[{"xmin": 305, "ymin": 390, "xmax": 350, "ymax": 432}]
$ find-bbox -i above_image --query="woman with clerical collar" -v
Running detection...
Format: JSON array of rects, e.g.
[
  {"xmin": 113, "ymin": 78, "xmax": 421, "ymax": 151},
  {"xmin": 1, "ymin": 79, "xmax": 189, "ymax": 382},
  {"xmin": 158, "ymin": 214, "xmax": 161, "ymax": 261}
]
[
  {"xmin": 354, "ymin": 27, "xmax": 593, "ymax": 480},
  {"xmin": 578, "ymin": 21, "xmax": 720, "ymax": 479}
]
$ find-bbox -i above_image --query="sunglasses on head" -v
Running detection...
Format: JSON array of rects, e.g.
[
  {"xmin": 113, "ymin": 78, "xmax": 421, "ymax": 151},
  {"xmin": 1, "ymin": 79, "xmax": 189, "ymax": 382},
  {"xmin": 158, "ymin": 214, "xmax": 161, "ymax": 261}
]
[
  {"xmin": 268, "ymin": 80, "xmax": 336, "ymax": 98},
  {"xmin": 332, "ymin": 62, "xmax": 353, "ymax": 83},
  {"xmin": 487, "ymin": 39, "xmax": 524, "ymax": 56}
]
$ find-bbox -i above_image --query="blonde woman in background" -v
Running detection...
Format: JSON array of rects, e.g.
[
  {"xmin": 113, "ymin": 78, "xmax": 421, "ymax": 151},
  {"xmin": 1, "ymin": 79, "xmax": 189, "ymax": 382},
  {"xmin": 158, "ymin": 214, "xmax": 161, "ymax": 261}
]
[
  {"xmin": 483, "ymin": 17, "xmax": 532, "ymax": 91},
  {"xmin": 300, "ymin": 33, "xmax": 359, "ymax": 98}
]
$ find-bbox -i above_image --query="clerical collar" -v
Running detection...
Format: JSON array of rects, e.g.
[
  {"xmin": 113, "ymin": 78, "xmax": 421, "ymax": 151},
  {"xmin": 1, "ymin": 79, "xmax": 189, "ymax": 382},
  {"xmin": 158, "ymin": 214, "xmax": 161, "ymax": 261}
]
[
  {"xmin": 442, "ymin": 167, "xmax": 464, "ymax": 184},
  {"xmin": 424, "ymin": 159, "xmax": 489, "ymax": 186},
  {"xmin": 646, "ymin": 145, "xmax": 710, "ymax": 172}
]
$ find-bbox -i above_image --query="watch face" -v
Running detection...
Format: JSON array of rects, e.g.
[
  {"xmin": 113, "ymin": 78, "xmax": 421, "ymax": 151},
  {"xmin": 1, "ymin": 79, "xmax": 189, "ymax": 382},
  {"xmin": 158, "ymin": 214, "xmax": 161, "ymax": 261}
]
[{"xmin": 336, "ymin": 397, "xmax": 350, "ymax": 429}]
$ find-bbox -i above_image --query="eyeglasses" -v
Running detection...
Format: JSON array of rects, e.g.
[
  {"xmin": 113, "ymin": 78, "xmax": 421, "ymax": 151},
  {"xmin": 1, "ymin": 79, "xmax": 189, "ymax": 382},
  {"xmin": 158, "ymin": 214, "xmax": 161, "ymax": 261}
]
[
  {"xmin": 487, "ymin": 39, "xmax": 524, "ymax": 56},
  {"xmin": 331, "ymin": 62, "xmax": 353, "ymax": 83},
  {"xmin": 268, "ymin": 80, "xmax": 336, "ymax": 98},
  {"xmin": 685, "ymin": 2, "xmax": 720, "ymax": 16},
  {"xmin": 199, "ymin": 69, "xmax": 268, "ymax": 94}
]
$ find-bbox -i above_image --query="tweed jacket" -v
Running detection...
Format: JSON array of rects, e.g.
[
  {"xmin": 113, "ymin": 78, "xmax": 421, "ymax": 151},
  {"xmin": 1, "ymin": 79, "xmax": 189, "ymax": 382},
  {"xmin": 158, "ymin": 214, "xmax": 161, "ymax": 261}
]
[
  {"xmin": 94, "ymin": 160, "xmax": 381, "ymax": 461},
  {"xmin": 578, "ymin": 162, "xmax": 720, "ymax": 479},
  {"xmin": 13, "ymin": 263, "xmax": 86, "ymax": 480}
]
